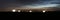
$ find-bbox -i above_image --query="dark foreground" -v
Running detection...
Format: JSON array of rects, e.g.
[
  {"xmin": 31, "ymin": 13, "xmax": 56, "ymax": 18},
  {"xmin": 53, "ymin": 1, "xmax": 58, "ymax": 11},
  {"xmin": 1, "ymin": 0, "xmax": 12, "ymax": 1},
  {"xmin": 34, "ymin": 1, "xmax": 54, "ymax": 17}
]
[{"xmin": 0, "ymin": 11, "xmax": 60, "ymax": 16}]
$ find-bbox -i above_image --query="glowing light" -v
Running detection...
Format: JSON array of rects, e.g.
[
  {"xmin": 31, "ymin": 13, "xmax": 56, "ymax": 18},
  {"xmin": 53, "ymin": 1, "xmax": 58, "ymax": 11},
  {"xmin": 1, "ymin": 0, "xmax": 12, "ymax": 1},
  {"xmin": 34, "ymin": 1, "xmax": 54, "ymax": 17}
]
[
  {"xmin": 43, "ymin": 10, "xmax": 46, "ymax": 13},
  {"xmin": 12, "ymin": 9, "xmax": 16, "ymax": 12},
  {"xmin": 18, "ymin": 10, "xmax": 21, "ymax": 12},
  {"xmin": 29, "ymin": 10, "xmax": 32, "ymax": 12}
]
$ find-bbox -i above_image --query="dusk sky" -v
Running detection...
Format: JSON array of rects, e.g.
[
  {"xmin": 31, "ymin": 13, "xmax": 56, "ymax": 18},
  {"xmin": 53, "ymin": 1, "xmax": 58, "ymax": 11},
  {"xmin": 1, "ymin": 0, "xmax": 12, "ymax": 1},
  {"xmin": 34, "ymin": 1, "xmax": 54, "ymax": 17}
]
[{"xmin": 0, "ymin": 0, "xmax": 60, "ymax": 8}]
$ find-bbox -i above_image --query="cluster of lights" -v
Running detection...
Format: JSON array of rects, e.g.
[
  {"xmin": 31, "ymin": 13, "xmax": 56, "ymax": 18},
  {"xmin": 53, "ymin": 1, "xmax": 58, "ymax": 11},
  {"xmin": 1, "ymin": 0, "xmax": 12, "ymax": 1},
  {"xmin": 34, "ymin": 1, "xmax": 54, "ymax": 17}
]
[{"xmin": 12, "ymin": 9, "xmax": 46, "ymax": 13}]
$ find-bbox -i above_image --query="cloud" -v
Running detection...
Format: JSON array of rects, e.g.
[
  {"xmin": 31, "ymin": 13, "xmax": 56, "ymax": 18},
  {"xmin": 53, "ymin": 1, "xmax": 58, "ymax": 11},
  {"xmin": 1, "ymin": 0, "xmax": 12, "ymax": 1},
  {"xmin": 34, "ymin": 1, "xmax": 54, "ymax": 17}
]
[
  {"xmin": 0, "ymin": 0, "xmax": 60, "ymax": 8},
  {"xmin": 21, "ymin": 4, "xmax": 59, "ymax": 8}
]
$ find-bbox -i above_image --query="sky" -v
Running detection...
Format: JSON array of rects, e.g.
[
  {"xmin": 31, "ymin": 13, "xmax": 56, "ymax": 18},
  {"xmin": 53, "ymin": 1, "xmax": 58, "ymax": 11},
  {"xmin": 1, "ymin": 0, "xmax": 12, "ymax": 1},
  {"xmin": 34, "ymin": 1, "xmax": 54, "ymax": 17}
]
[{"xmin": 0, "ymin": 0, "xmax": 60, "ymax": 8}]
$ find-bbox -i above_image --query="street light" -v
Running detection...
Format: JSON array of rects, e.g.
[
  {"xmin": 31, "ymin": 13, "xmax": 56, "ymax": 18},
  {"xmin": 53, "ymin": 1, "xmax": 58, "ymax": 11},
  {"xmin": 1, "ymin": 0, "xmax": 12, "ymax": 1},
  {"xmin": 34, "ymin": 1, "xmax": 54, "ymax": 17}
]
[
  {"xmin": 43, "ymin": 10, "xmax": 46, "ymax": 13},
  {"xmin": 18, "ymin": 10, "xmax": 21, "ymax": 12},
  {"xmin": 12, "ymin": 9, "xmax": 16, "ymax": 12},
  {"xmin": 29, "ymin": 10, "xmax": 32, "ymax": 12}
]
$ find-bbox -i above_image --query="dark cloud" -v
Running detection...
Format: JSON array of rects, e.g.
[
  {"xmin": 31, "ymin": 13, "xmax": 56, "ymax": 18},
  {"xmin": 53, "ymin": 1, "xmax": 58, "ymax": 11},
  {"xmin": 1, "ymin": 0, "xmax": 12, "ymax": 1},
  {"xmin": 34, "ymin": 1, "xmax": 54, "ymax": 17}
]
[
  {"xmin": 0, "ymin": 0, "xmax": 60, "ymax": 8},
  {"xmin": 0, "ymin": 0, "xmax": 16, "ymax": 8}
]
